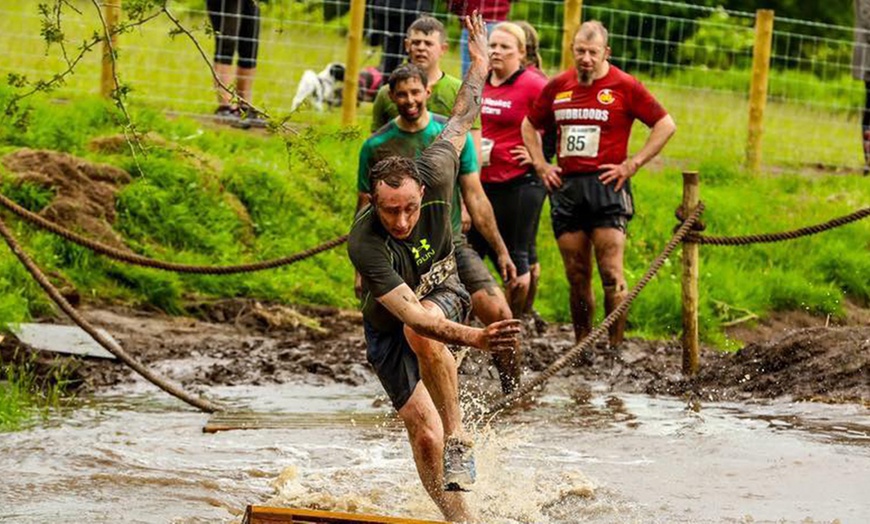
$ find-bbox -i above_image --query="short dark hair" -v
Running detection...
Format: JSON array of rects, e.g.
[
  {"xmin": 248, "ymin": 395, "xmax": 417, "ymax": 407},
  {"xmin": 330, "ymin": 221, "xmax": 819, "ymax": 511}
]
[
  {"xmin": 369, "ymin": 156, "xmax": 423, "ymax": 197},
  {"xmin": 407, "ymin": 16, "xmax": 446, "ymax": 43},
  {"xmin": 388, "ymin": 63, "xmax": 428, "ymax": 92}
]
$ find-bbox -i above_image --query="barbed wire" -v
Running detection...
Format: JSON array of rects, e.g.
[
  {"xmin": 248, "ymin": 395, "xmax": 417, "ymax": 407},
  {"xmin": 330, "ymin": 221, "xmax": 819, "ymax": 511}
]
[{"xmin": 0, "ymin": 191, "xmax": 347, "ymax": 274}]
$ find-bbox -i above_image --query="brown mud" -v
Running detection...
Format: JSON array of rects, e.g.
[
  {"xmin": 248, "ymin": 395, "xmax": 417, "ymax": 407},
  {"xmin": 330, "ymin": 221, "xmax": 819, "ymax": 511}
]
[
  {"xmin": 1, "ymin": 149, "xmax": 867, "ymax": 406},
  {"xmin": 3, "ymin": 299, "xmax": 867, "ymax": 406}
]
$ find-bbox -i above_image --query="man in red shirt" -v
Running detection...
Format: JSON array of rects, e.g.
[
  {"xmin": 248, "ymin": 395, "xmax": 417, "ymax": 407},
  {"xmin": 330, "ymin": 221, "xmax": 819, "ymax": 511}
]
[{"xmin": 521, "ymin": 20, "xmax": 676, "ymax": 349}]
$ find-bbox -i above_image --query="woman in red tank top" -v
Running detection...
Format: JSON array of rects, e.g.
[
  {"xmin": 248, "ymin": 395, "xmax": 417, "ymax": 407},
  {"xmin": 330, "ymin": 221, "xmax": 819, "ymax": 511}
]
[{"xmin": 468, "ymin": 22, "xmax": 547, "ymax": 320}]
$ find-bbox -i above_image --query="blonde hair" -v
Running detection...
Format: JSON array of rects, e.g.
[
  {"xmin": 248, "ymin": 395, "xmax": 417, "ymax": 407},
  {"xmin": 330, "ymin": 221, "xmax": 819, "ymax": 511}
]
[
  {"xmin": 514, "ymin": 20, "xmax": 543, "ymax": 69},
  {"xmin": 490, "ymin": 22, "xmax": 527, "ymax": 56}
]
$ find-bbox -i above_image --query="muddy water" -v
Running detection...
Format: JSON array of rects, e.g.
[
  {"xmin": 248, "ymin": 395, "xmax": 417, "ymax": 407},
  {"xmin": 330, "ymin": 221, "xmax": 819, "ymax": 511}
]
[{"xmin": 1, "ymin": 380, "xmax": 868, "ymax": 524}]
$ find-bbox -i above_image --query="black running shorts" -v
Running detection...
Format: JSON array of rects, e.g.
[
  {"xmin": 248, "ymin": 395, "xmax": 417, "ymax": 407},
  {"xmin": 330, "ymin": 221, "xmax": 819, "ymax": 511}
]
[
  {"xmin": 549, "ymin": 172, "xmax": 634, "ymax": 238},
  {"xmin": 363, "ymin": 275, "xmax": 470, "ymax": 411}
]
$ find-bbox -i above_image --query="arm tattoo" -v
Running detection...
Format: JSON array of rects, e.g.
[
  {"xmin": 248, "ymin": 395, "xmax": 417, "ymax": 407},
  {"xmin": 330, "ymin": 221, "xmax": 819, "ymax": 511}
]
[{"xmin": 441, "ymin": 63, "xmax": 487, "ymax": 154}]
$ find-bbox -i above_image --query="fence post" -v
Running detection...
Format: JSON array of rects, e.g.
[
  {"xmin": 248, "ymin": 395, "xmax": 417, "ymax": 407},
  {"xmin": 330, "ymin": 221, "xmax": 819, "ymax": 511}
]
[
  {"xmin": 746, "ymin": 9, "xmax": 774, "ymax": 172},
  {"xmin": 681, "ymin": 171, "xmax": 700, "ymax": 376},
  {"xmin": 100, "ymin": 0, "xmax": 121, "ymax": 99},
  {"xmin": 342, "ymin": 0, "xmax": 367, "ymax": 126},
  {"xmin": 561, "ymin": 0, "xmax": 583, "ymax": 71}
]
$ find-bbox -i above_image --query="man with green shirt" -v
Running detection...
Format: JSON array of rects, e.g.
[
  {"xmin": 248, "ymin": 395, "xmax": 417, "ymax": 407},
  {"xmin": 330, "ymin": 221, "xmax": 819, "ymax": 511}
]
[
  {"xmin": 358, "ymin": 63, "xmax": 522, "ymax": 396},
  {"xmin": 370, "ymin": 16, "xmax": 481, "ymax": 142}
]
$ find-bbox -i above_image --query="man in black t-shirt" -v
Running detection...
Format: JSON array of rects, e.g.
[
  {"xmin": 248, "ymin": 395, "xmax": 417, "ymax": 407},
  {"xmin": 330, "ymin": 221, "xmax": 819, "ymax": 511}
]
[{"xmin": 348, "ymin": 14, "xmax": 520, "ymax": 523}]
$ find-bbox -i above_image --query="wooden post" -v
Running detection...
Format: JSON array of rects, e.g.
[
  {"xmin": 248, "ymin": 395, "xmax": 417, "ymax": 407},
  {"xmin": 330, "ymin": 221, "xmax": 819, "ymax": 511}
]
[
  {"xmin": 100, "ymin": 0, "xmax": 121, "ymax": 99},
  {"xmin": 746, "ymin": 9, "xmax": 774, "ymax": 172},
  {"xmin": 342, "ymin": 0, "xmax": 367, "ymax": 126},
  {"xmin": 561, "ymin": 0, "xmax": 583, "ymax": 71},
  {"xmin": 681, "ymin": 171, "xmax": 700, "ymax": 376}
]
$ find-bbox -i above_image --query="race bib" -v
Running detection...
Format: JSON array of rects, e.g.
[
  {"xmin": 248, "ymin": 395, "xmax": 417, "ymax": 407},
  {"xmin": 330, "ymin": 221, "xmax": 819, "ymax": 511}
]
[
  {"xmin": 559, "ymin": 125, "xmax": 600, "ymax": 158},
  {"xmin": 481, "ymin": 138, "xmax": 494, "ymax": 167}
]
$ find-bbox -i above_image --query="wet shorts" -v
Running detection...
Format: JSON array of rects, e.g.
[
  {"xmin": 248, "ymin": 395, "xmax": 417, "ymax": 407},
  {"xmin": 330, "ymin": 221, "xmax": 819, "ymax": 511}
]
[
  {"xmin": 455, "ymin": 239, "xmax": 498, "ymax": 295},
  {"xmin": 363, "ymin": 275, "xmax": 470, "ymax": 411},
  {"xmin": 550, "ymin": 172, "xmax": 634, "ymax": 238}
]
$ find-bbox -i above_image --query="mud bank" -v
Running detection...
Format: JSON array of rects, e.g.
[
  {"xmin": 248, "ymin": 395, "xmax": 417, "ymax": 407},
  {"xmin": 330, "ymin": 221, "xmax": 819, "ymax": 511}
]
[{"xmin": 3, "ymin": 299, "xmax": 867, "ymax": 406}]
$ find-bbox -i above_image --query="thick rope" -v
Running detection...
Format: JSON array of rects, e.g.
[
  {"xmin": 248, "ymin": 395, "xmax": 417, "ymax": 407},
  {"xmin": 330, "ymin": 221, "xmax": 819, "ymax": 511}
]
[
  {"xmin": 685, "ymin": 207, "xmax": 869, "ymax": 245},
  {"xmin": 0, "ymin": 192, "xmax": 347, "ymax": 274},
  {"xmin": 0, "ymin": 215, "xmax": 223, "ymax": 413},
  {"xmin": 484, "ymin": 203, "xmax": 706, "ymax": 416}
]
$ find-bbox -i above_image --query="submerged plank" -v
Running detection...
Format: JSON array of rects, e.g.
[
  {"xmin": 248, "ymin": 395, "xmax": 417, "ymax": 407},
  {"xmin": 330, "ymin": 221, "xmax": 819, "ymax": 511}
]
[
  {"xmin": 202, "ymin": 411, "xmax": 402, "ymax": 434},
  {"xmin": 243, "ymin": 505, "xmax": 447, "ymax": 524},
  {"xmin": 11, "ymin": 323, "xmax": 116, "ymax": 359}
]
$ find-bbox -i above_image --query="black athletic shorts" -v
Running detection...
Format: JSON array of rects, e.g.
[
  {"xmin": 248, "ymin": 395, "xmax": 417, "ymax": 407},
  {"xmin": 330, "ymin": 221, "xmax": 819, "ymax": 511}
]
[
  {"xmin": 454, "ymin": 239, "xmax": 498, "ymax": 295},
  {"xmin": 363, "ymin": 274, "xmax": 470, "ymax": 411},
  {"xmin": 550, "ymin": 172, "xmax": 634, "ymax": 238},
  {"xmin": 468, "ymin": 173, "xmax": 546, "ymax": 276}
]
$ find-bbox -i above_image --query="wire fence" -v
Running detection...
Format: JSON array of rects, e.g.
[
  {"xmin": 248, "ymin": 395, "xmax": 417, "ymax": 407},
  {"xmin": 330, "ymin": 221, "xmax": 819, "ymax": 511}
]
[{"xmin": 0, "ymin": 1, "xmax": 866, "ymax": 170}]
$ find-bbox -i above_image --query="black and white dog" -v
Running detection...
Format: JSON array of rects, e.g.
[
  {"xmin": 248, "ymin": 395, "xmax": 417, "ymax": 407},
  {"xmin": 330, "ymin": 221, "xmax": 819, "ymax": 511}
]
[
  {"xmin": 291, "ymin": 62, "xmax": 346, "ymax": 112},
  {"xmin": 291, "ymin": 63, "xmax": 384, "ymax": 112}
]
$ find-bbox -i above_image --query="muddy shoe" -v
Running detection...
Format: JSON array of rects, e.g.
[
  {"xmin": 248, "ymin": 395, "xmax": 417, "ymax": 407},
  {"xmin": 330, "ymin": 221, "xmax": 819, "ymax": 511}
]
[
  {"xmin": 443, "ymin": 436, "xmax": 476, "ymax": 492},
  {"xmin": 530, "ymin": 309, "xmax": 548, "ymax": 335}
]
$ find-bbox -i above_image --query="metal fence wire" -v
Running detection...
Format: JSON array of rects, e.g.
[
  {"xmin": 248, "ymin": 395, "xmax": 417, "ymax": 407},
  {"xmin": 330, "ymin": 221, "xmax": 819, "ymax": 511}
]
[{"xmin": 0, "ymin": 1, "xmax": 866, "ymax": 170}]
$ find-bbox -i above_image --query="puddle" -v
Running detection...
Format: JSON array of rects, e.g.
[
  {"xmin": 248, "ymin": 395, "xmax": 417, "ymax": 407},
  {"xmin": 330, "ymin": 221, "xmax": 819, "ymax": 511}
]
[{"xmin": 0, "ymin": 381, "xmax": 867, "ymax": 523}]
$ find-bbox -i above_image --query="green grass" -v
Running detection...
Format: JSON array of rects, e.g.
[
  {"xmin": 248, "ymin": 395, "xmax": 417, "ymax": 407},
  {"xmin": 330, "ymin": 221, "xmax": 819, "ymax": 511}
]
[
  {"xmin": 0, "ymin": 89, "xmax": 867, "ymax": 347},
  {"xmin": 0, "ymin": 352, "xmax": 74, "ymax": 431}
]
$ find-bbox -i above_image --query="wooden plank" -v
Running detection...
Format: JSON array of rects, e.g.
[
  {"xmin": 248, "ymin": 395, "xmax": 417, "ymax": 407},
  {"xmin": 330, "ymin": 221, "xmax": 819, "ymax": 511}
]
[
  {"xmin": 202, "ymin": 411, "xmax": 402, "ymax": 434},
  {"xmin": 243, "ymin": 505, "xmax": 447, "ymax": 524},
  {"xmin": 11, "ymin": 323, "xmax": 117, "ymax": 359}
]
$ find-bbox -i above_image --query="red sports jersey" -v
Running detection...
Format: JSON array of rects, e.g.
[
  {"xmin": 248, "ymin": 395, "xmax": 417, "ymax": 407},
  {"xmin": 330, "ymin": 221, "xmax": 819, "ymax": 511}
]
[
  {"xmin": 481, "ymin": 68, "xmax": 547, "ymax": 183},
  {"xmin": 527, "ymin": 65, "xmax": 667, "ymax": 175}
]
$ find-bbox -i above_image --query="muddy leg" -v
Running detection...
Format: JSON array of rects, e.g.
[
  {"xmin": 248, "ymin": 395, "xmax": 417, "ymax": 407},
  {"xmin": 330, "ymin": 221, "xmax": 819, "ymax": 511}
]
[
  {"xmin": 398, "ymin": 382, "xmax": 476, "ymax": 522},
  {"xmin": 592, "ymin": 227, "xmax": 627, "ymax": 347},
  {"xmin": 471, "ymin": 286, "xmax": 520, "ymax": 395},
  {"xmin": 556, "ymin": 231, "xmax": 595, "ymax": 344}
]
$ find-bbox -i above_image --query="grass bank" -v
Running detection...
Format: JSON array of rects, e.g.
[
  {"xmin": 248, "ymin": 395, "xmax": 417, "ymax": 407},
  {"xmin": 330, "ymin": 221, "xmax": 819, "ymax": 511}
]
[{"xmin": 0, "ymin": 89, "xmax": 867, "ymax": 351}]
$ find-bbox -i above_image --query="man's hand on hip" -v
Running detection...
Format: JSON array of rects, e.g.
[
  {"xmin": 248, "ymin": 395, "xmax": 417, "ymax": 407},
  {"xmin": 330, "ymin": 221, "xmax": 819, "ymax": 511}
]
[
  {"xmin": 534, "ymin": 161, "xmax": 563, "ymax": 191},
  {"xmin": 599, "ymin": 158, "xmax": 639, "ymax": 191}
]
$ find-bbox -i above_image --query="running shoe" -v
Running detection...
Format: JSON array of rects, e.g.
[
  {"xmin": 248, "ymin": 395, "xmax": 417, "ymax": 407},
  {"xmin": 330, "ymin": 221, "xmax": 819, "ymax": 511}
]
[
  {"xmin": 232, "ymin": 105, "xmax": 268, "ymax": 129},
  {"xmin": 214, "ymin": 105, "xmax": 240, "ymax": 125},
  {"xmin": 443, "ymin": 435, "xmax": 476, "ymax": 492}
]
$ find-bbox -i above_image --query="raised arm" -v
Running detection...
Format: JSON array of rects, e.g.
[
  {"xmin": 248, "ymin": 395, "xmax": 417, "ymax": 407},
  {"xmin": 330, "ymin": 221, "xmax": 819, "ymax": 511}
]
[{"xmin": 439, "ymin": 12, "xmax": 489, "ymax": 155}]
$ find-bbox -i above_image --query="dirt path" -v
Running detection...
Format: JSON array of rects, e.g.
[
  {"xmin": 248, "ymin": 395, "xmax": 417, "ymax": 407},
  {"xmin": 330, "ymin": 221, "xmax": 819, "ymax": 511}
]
[{"xmin": 4, "ymin": 299, "xmax": 866, "ymax": 406}]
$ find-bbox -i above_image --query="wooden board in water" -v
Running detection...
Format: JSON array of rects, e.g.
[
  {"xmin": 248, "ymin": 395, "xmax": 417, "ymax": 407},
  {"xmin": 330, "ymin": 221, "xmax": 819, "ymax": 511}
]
[
  {"xmin": 202, "ymin": 411, "xmax": 402, "ymax": 433},
  {"xmin": 242, "ymin": 505, "xmax": 447, "ymax": 524}
]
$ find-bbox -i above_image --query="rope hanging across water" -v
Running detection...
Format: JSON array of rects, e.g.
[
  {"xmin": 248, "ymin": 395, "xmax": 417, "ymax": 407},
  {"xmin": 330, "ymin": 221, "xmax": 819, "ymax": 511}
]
[
  {"xmin": 483, "ymin": 202, "xmax": 706, "ymax": 416},
  {"xmin": 0, "ymin": 192, "xmax": 347, "ymax": 274},
  {"xmin": 0, "ymin": 215, "xmax": 223, "ymax": 413}
]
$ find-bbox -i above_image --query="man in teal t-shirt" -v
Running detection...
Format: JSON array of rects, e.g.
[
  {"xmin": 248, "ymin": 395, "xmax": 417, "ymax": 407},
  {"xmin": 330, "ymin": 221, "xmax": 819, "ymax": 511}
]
[{"xmin": 357, "ymin": 63, "xmax": 523, "ymax": 395}]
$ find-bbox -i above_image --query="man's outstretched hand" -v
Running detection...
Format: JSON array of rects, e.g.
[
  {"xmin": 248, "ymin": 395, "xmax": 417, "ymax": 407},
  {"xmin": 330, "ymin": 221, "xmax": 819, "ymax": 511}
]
[
  {"xmin": 463, "ymin": 11, "xmax": 489, "ymax": 68},
  {"xmin": 478, "ymin": 319, "xmax": 522, "ymax": 352}
]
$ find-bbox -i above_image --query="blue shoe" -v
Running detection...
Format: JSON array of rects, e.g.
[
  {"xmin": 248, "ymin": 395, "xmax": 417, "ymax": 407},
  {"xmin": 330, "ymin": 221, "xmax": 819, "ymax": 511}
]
[{"xmin": 443, "ymin": 436, "xmax": 476, "ymax": 492}]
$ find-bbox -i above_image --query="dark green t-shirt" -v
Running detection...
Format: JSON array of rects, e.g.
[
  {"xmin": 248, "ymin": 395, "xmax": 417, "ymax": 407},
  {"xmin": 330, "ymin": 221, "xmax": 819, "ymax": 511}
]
[
  {"xmin": 348, "ymin": 140, "xmax": 459, "ymax": 332},
  {"xmin": 358, "ymin": 114, "xmax": 478, "ymax": 241}
]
